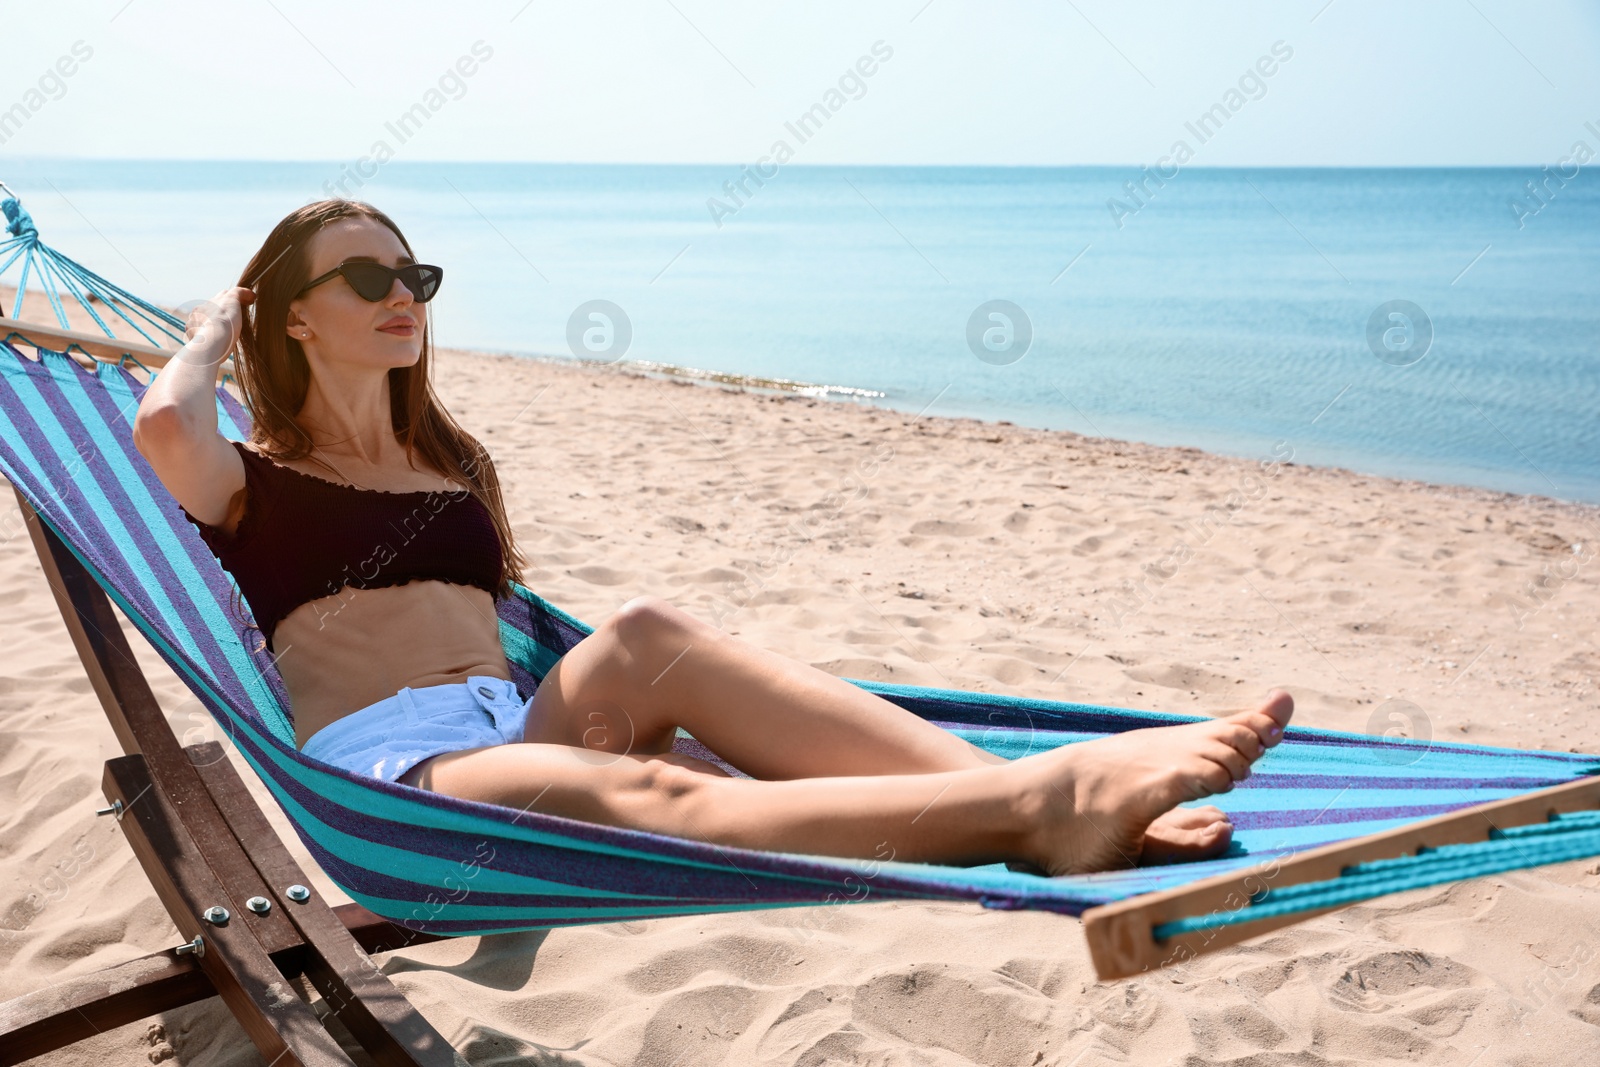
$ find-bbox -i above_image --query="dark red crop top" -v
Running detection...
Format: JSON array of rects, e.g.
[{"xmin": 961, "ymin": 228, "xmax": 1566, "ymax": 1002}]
[{"xmin": 179, "ymin": 438, "xmax": 503, "ymax": 653}]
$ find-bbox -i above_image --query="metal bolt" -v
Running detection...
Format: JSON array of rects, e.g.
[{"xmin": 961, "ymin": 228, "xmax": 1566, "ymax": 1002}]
[
  {"xmin": 94, "ymin": 800, "xmax": 123, "ymax": 819},
  {"xmin": 203, "ymin": 905, "xmax": 230, "ymax": 925},
  {"xmin": 285, "ymin": 884, "xmax": 310, "ymax": 903},
  {"xmin": 174, "ymin": 935, "xmax": 205, "ymax": 958},
  {"xmin": 246, "ymin": 896, "xmax": 271, "ymax": 915}
]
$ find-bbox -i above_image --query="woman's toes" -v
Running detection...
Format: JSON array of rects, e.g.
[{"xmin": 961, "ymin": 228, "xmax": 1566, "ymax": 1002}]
[
  {"xmin": 1231, "ymin": 710, "xmax": 1283, "ymax": 752},
  {"xmin": 1159, "ymin": 805, "xmax": 1227, "ymax": 831},
  {"xmin": 1259, "ymin": 689, "xmax": 1294, "ymax": 737},
  {"xmin": 1139, "ymin": 813, "xmax": 1234, "ymax": 866},
  {"xmin": 1201, "ymin": 739, "xmax": 1250, "ymax": 782},
  {"xmin": 1191, "ymin": 744, "xmax": 1247, "ymax": 792},
  {"xmin": 1217, "ymin": 721, "xmax": 1265, "ymax": 760}
]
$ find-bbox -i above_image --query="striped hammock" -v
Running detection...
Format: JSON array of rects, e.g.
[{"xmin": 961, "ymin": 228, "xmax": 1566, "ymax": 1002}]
[
  {"xmin": 0, "ymin": 172, "xmax": 1596, "ymax": 950},
  {"xmin": 4, "ymin": 340, "xmax": 1599, "ymax": 942}
]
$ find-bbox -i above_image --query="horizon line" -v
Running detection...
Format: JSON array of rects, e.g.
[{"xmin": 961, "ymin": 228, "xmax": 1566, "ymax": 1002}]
[{"xmin": 0, "ymin": 157, "xmax": 1572, "ymax": 171}]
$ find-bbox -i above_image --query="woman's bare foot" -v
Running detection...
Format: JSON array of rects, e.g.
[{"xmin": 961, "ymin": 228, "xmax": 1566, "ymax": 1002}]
[
  {"xmin": 1014, "ymin": 689, "xmax": 1293, "ymax": 876},
  {"xmin": 1005, "ymin": 805, "xmax": 1233, "ymax": 874}
]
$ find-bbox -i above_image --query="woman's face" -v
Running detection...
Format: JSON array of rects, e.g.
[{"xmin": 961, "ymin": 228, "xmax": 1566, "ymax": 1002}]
[{"xmin": 286, "ymin": 217, "xmax": 426, "ymax": 370}]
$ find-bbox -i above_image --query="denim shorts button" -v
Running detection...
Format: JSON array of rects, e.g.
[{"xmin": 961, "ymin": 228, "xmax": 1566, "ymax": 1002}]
[{"xmin": 476, "ymin": 685, "xmax": 495, "ymax": 699}]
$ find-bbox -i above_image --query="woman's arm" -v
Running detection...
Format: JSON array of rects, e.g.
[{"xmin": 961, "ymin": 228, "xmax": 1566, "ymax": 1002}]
[{"xmin": 132, "ymin": 287, "xmax": 254, "ymax": 532}]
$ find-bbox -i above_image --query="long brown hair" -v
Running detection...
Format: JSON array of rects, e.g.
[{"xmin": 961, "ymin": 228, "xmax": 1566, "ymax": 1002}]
[{"xmin": 232, "ymin": 199, "xmax": 527, "ymax": 606}]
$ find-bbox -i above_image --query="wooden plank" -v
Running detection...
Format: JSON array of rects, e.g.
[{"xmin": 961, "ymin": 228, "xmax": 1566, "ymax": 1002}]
[
  {"xmin": 0, "ymin": 950, "xmax": 212, "ymax": 1067},
  {"xmin": 18, "ymin": 485, "xmax": 162, "ymax": 760},
  {"xmin": 189, "ymin": 740, "xmax": 461, "ymax": 1067},
  {"xmin": 17, "ymin": 491, "xmax": 304, "ymax": 955},
  {"xmin": 104, "ymin": 755, "xmax": 356, "ymax": 1066},
  {"xmin": 1, "ymin": 909, "xmax": 445, "ymax": 1064},
  {"xmin": 12, "ymin": 490, "xmax": 456, "ymax": 1062},
  {"xmin": 1082, "ymin": 773, "xmax": 1600, "ymax": 981},
  {"xmin": 0, "ymin": 314, "xmax": 210, "ymax": 372}
]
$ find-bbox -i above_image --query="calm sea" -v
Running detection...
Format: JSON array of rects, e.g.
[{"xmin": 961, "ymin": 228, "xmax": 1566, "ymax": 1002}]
[{"xmin": 5, "ymin": 160, "xmax": 1596, "ymax": 503}]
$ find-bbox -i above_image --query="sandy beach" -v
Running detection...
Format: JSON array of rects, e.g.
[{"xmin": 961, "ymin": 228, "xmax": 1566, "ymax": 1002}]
[{"xmin": 3, "ymin": 304, "xmax": 1600, "ymax": 1063}]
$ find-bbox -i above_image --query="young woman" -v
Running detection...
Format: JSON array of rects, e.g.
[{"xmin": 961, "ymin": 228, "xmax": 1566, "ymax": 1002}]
[{"xmin": 134, "ymin": 199, "xmax": 1293, "ymax": 878}]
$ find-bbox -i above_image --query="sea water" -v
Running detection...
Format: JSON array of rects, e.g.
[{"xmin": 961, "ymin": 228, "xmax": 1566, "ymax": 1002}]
[{"xmin": 3, "ymin": 159, "xmax": 1595, "ymax": 502}]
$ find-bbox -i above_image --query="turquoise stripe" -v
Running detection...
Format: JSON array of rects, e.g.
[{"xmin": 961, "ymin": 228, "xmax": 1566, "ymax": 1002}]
[
  {"xmin": 341, "ymin": 890, "xmax": 804, "ymax": 932},
  {"xmin": 212, "ymin": 385, "xmax": 248, "ymax": 441},
  {"xmin": 1230, "ymin": 817, "xmax": 1470, "ymax": 853}
]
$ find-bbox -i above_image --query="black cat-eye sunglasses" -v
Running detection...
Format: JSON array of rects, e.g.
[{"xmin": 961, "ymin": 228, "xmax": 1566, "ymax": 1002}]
[{"xmin": 297, "ymin": 261, "xmax": 444, "ymax": 303}]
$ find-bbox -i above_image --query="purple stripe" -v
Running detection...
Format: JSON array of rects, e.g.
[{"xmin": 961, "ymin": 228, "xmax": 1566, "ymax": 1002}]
[
  {"xmin": 1229, "ymin": 802, "xmax": 1485, "ymax": 831},
  {"xmin": 1267, "ymin": 732, "xmax": 1593, "ymax": 764},
  {"xmin": 216, "ymin": 384, "xmax": 251, "ymax": 433},
  {"xmin": 1239, "ymin": 774, "xmax": 1575, "ymax": 791},
  {"xmin": 909, "ymin": 698, "xmax": 1194, "ymax": 733},
  {"xmin": 672, "ymin": 735, "xmax": 750, "ymax": 778}
]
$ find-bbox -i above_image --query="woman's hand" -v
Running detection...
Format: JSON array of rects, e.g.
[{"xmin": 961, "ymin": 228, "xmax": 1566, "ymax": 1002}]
[{"xmin": 181, "ymin": 286, "xmax": 255, "ymax": 365}]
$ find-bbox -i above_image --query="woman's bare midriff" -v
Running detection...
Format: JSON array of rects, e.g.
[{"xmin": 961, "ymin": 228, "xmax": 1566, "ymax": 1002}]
[{"xmin": 279, "ymin": 579, "xmax": 512, "ymax": 750}]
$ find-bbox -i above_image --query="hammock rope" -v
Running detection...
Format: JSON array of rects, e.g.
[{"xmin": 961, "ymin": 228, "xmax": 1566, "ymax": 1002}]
[{"xmin": 0, "ymin": 184, "xmax": 187, "ymax": 354}]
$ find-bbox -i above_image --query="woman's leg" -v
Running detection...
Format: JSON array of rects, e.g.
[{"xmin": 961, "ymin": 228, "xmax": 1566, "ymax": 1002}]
[
  {"xmin": 404, "ymin": 691, "xmax": 1294, "ymax": 874},
  {"xmin": 523, "ymin": 595, "xmax": 1009, "ymax": 781},
  {"xmin": 519, "ymin": 595, "xmax": 1286, "ymax": 864},
  {"xmin": 405, "ymin": 742, "xmax": 1029, "ymax": 867}
]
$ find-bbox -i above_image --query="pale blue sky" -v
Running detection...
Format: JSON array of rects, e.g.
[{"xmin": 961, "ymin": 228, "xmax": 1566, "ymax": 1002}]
[{"xmin": 4, "ymin": 0, "xmax": 1598, "ymax": 166}]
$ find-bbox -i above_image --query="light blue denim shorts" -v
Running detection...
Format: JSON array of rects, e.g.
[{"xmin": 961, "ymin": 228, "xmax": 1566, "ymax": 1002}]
[{"xmin": 300, "ymin": 674, "xmax": 532, "ymax": 784}]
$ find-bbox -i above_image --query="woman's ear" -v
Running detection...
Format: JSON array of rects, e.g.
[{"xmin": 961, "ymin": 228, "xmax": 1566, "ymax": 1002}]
[{"xmin": 285, "ymin": 306, "xmax": 310, "ymax": 341}]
